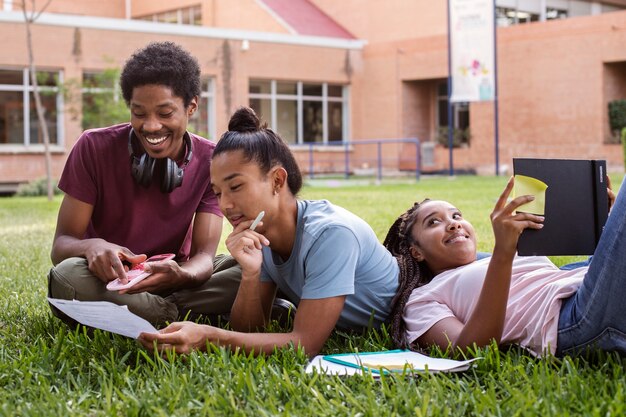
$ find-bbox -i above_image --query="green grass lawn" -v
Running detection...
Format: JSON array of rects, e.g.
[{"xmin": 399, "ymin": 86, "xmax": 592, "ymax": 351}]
[{"xmin": 1, "ymin": 174, "xmax": 625, "ymax": 416}]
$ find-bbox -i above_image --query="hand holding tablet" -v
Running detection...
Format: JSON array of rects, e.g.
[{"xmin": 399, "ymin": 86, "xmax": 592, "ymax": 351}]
[{"xmin": 106, "ymin": 253, "xmax": 175, "ymax": 291}]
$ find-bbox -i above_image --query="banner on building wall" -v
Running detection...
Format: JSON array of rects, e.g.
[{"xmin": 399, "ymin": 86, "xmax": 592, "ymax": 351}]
[{"xmin": 448, "ymin": 0, "xmax": 495, "ymax": 102}]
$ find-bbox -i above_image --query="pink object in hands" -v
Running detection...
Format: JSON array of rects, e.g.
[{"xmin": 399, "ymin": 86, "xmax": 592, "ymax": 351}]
[{"xmin": 106, "ymin": 253, "xmax": 175, "ymax": 291}]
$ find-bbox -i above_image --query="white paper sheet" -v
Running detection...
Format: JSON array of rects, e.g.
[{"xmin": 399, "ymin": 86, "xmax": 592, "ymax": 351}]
[
  {"xmin": 306, "ymin": 356, "xmax": 365, "ymax": 376},
  {"xmin": 48, "ymin": 298, "xmax": 158, "ymax": 339},
  {"xmin": 306, "ymin": 350, "xmax": 480, "ymax": 376}
]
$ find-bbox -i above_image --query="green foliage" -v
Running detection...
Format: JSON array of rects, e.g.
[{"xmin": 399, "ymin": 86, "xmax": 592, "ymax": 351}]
[
  {"xmin": 436, "ymin": 126, "xmax": 471, "ymax": 148},
  {"xmin": 1, "ymin": 176, "xmax": 625, "ymax": 416},
  {"xmin": 61, "ymin": 67, "xmax": 129, "ymax": 131},
  {"xmin": 14, "ymin": 177, "xmax": 61, "ymax": 197},
  {"xmin": 35, "ymin": 71, "xmax": 59, "ymax": 87},
  {"xmin": 609, "ymin": 99, "xmax": 626, "ymax": 133},
  {"xmin": 81, "ymin": 68, "xmax": 129, "ymax": 130}
]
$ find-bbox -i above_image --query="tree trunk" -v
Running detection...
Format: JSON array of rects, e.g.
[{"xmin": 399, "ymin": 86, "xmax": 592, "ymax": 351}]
[{"xmin": 22, "ymin": 0, "xmax": 54, "ymax": 200}]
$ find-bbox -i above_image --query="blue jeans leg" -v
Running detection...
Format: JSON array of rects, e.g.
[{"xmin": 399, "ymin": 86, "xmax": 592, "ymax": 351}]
[
  {"xmin": 559, "ymin": 256, "xmax": 592, "ymax": 271},
  {"xmin": 556, "ymin": 184, "xmax": 626, "ymax": 356}
]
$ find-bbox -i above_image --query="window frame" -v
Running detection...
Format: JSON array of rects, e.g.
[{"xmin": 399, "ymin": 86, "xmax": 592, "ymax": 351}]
[
  {"xmin": 248, "ymin": 79, "xmax": 349, "ymax": 146},
  {"xmin": 135, "ymin": 4, "xmax": 203, "ymax": 26},
  {"xmin": 495, "ymin": 1, "xmax": 577, "ymax": 26},
  {"xmin": 435, "ymin": 81, "xmax": 470, "ymax": 147},
  {"xmin": 189, "ymin": 76, "xmax": 216, "ymax": 141},
  {"xmin": 0, "ymin": 67, "xmax": 63, "ymax": 148},
  {"xmin": 436, "ymin": 81, "xmax": 469, "ymax": 131}
]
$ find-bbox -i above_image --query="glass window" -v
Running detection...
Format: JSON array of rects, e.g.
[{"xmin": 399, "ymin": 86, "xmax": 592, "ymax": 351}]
[
  {"xmin": 328, "ymin": 101, "xmax": 343, "ymax": 142},
  {"xmin": 82, "ymin": 73, "xmax": 99, "ymax": 88},
  {"xmin": 250, "ymin": 80, "xmax": 271, "ymax": 95},
  {"xmin": 135, "ymin": 5, "xmax": 202, "ymax": 26},
  {"xmin": 438, "ymin": 98, "xmax": 448, "ymax": 127},
  {"xmin": 0, "ymin": 69, "xmax": 22, "ymax": 85},
  {"xmin": 83, "ymin": 71, "xmax": 116, "ymax": 90},
  {"xmin": 29, "ymin": 92, "xmax": 58, "ymax": 144},
  {"xmin": 496, "ymin": 6, "xmax": 539, "ymax": 26},
  {"xmin": 276, "ymin": 99, "xmax": 297, "ymax": 144},
  {"xmin": 277, "ymin": 82, "xmax": 297, "ymax": 95},
  {"xmin": 456, "ymin": 102, "xmax": 470, "ymax": 129},
  {"xmin": 181, "ymin": 8, "xmax": 192, "ymax": 25},
  {"xmin": 303, "ymin": 101, "xmax": 323, "ymax": 143},
  {"xmin": 303, "ymin": 84, "xmax": 323, "ymax": 96},
  {"xmin": 249, "ymin": 80, "xmax": 348, "ymax": 145},
  {"xmin": 180, "ymin": 5, "xmax": 202, "ymax": 26},
  {"xmin": 201, "ymin": 78, "xmax": 210, "ymax": 92},
  {"xmin": 436, "ymin": 82, "xmax": 470, "ymax": 147},
  {"xmin": 157, "ymin": 10, "xmax": 178, "ymax": 24},
  {"xmin": 0, "ymin": 69, "xmax": 61, "ymax": 146},
  {"xmin": 189, "ymin": 97, "xmax": 208, "ymax": 137},
  {"xmin": 249, "ymin": 97, "xmax": 271, "ymax": 124},
  {"xmin": 546, "ymin": 8, "xmax": 567, "ymax": 20},
  {"xmin": 191, "ymin": 5, "xmax": 202, "ymax": 25},
  {"xmin": 327, "ymin": 85, "xmax": 343, "ymax": 98},
  {"xmin": 81, "ymin": 70, "xmax": 127, "ymax": 131},
  {"xmin": 188, "ymin": 77, "xmax": 215, "ymax": 140},
  {"xmin": 36, "ymin": 71, "xmax": 57, "ymax": 87},
  {"xmin": 0, "ymin": 91, "xmax": 24, "ymax": 144}
]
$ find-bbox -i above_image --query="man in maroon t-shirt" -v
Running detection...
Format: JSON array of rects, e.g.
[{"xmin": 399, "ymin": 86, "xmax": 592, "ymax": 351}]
[{"xmin": 48, "ymin": 42, "xmax": 241, "ymax": 326}]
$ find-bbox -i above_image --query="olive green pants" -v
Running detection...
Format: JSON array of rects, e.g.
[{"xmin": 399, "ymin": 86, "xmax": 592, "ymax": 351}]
[{"xmin": 48, "ymin": 254, "xmax": 241, "ymax": 327}]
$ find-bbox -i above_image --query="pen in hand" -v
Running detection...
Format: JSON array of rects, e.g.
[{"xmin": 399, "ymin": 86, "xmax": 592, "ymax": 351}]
[{"xmin": 249, "ymin": 211, "xmax": 265, "ymax": 232}]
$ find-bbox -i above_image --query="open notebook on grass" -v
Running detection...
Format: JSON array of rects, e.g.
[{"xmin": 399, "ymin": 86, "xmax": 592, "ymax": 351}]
[{"xmin": 306, "ymin": 350, "xmax": 480, "ymax": 376}]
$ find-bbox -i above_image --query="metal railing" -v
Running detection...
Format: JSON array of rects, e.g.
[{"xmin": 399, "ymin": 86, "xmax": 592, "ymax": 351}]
[{"xmin": 294, "ymin": 138, "xmax": 421, "ymax": 181}]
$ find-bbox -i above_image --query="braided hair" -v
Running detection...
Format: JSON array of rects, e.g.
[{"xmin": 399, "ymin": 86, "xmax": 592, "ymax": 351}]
[{"xmin": 383, "ymin": 200, "xmax": 434, "ymax": 349}]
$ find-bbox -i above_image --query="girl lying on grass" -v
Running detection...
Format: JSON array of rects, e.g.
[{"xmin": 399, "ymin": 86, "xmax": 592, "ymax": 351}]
[
  {"xmin": 139, "ymin": 107, "xmax": 399, "ymax": 357},
  {"xmin": 384, "ymin": 177, "xmax": 622, "ymax": 357}
]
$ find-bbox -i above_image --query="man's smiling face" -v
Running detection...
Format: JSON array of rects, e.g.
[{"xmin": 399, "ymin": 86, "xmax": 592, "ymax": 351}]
[{"xmin": 129, "ymin": 84, "xmax": 197, "ymax": 161}]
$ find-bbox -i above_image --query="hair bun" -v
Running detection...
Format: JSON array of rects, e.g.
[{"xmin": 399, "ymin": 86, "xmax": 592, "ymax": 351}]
[{"xmin": 228, "ymin": 107, "xmax": 261, "ymax": 133}]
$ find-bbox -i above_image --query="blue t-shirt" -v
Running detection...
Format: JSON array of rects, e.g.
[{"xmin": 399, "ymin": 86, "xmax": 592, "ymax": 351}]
[{"xmin": 260, "ymin": 200, "xmax": 399, "ymax": 330}]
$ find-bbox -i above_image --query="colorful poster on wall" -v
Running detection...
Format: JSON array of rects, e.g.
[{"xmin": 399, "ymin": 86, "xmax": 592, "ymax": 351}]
[{"xmin": 449, "ymin": 0, "xmax": 495, "ymax": 102}]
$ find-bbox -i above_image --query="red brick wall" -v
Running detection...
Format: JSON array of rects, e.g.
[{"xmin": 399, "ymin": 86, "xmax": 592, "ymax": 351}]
[{"xmin": 361, "ymin": 11, "xmax": 626, "ymax": 174}]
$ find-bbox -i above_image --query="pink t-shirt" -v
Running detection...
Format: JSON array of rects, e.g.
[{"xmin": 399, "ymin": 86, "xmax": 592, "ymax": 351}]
[
  {"xmin": 58, "ymin": 123, "xmax": 222, "ymax": 260},
  {"xmin": 403, "ymin": 256, "xmax": 584, "ymax": 356}
]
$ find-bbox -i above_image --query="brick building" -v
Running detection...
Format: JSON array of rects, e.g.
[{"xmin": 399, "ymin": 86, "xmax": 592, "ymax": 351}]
[{"xmin": 0, "ymin": 0, "xmax": 625, "ymax": 191}]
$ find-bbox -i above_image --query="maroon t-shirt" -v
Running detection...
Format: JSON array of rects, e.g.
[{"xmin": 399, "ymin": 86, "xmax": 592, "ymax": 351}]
[{"xmin": 58, "ymin": 123, "xmax": 222, "ymax": 260}]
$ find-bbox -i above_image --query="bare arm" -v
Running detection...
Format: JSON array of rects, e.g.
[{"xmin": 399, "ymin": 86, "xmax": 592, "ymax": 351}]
[
  {"xmin": 219, "ymin": 217, "xmax": 272, "ymax": 330},
  {"xmin": 418, "ymin": 252, "xmax": 515, "ymax": 350},
  {"xmin": 51, "ymin": 194, "xmax": 94, "ymax": 264},
  {"xmin": 139, "ymin": 296, "xmax": 346, "ymax": 357},
  {"xmin": 51, "ymin": 194, "xmax": 145, "ymax": 282},
  {"xmin": 183, "ymin": 211, "xmax": 223, "ymax": 282},
  {"xmin": 229, "ymin": 274, "xmax": 277, "ymax": 331},
  {"xmin": 418, "ymin": 177, "xmax": 544, "ymax": 351}
]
